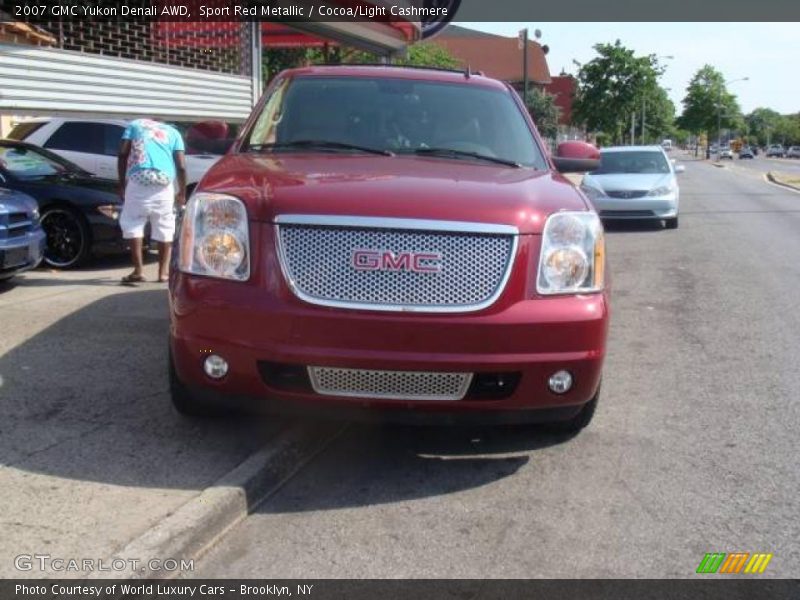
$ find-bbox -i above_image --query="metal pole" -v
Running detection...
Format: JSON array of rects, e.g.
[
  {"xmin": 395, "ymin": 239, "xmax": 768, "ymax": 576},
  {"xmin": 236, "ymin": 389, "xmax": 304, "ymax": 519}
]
[
  {"xmin": 522, "ymin": 28, "xmax": 529, "ymax": 105},
  {"xmin": 717, "ymin": 86, "xmax": 722, "ymax": 151},
  {"xmin": 631, "ymin": 112, "xmax": 635, "ymax": 145},
  {"xmin": 641, "ymin": 96, "xmax": 646, "ymax": 145}
]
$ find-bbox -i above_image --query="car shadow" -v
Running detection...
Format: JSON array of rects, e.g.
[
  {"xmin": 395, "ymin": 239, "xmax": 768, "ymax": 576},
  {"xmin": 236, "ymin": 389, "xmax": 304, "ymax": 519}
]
[
  {"xmin": 1, "ymin": 286, "xmax": 573, "ymax": 504},
  {"xmin": 602, "ymin": 220, "xmax": 666, "ymax": 234},
  {"xmin": 254, "ymin": 422, "xmax": 574, "ymax": 514}
]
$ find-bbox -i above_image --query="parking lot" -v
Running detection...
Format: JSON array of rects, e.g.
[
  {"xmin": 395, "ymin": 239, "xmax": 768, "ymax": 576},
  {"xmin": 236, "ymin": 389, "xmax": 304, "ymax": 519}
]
[{"xmin": 1, "ymin": 156, "xmax": 797, "ymax": 578}]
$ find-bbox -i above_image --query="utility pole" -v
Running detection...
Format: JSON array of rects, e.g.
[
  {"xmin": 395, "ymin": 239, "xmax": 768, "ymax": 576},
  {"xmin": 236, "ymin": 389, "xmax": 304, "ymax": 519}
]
[
  {"xmin": 641, "ymin": 97, "xmax": 646, "ymax": 145},
  {"xmin": 631, "ymin": 112, "xmax": 636, "ymax": 145},
  {"xmin": 521, "ymin": 28, "xmax": 529, "ymax": 105}
]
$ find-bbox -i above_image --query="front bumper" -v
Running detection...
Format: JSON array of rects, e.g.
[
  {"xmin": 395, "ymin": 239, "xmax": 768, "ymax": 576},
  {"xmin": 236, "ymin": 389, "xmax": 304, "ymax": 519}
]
[
  {"xmin": 0, "ymin": 229, "xmax": 46, "ymax": 279},
  {"xmin": 593, "ymin": 193, "xmax": 678, "ymax": 220},
  {"xmin": 169, "ymin": 273, "xmax": 609, "ymax": 419}
]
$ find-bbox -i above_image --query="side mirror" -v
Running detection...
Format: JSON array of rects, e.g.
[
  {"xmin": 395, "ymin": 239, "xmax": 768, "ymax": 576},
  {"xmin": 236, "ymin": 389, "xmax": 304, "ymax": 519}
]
[
  {"xmin": 674, "ymin": 164, "xmax": 686, "ymax": 174},
  {"xmin": 552, "ymin": 141, "xmax": 600, "ymax": 173}
]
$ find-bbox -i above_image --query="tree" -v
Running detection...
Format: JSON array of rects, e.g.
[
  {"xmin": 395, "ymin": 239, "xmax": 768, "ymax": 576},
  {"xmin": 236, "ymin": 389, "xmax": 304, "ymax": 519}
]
[
  {"xmin": 677, "ymin": 65, "xmax": 743, "ymax": 148},
  {"xmin": 524, "ymin": 87, "xmax": 561, "ymax": 139},
  {"xmin": 745, "ymin": 107, "xmax": 781, "ymax": 146},
  {"xmin": 638, "ymin": 85, "xmax": 675, "ymax": 144},
  {"xmin": 572, "ymin": 40, "xmax": 663, "ymax": 144}
]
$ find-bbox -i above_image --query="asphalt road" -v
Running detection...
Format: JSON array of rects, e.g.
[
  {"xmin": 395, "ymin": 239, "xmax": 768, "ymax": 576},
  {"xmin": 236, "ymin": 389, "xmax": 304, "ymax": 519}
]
[
  {"xmin": 721, "ymin": 154, "xmax": 800, "ymax": 175},
  {"xmin": 192, "ymin": 159, "xmax": 800, "ymax": 578}
]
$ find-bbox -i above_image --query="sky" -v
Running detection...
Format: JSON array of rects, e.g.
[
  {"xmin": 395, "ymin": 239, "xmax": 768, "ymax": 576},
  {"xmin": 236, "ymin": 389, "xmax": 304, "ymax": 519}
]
[{"xmin": 458, "ymin": 23, "xmax": 798, "ymax": 115}]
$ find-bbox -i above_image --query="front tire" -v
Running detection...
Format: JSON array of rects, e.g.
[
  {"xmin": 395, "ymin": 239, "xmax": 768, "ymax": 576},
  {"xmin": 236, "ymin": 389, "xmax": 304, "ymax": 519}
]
[
  {"xmin": 40, "ymin": 206, "xmax": 90, "ymax": 269},
  {"xmin": 665, "ymin": 216, "xmax": 679, "ymax": 229},
  {"xmin": 169, "ymin": 349, "xmax": 231, "ymax": 417}
]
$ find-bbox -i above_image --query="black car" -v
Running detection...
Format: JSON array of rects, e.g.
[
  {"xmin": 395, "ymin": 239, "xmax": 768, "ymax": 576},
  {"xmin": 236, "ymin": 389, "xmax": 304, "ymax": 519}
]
[{"xmin": 0, "ymin": 140, "xmax": 125, "ymax": 268}]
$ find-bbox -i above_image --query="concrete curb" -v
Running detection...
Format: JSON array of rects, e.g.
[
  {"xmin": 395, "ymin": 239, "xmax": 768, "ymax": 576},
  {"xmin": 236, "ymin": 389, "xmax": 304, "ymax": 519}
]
[
  {"xmin": 89, "ymin": 421, "xmax": 347, "ymax": 580},
  {"xmin": 766, "ymin": 171, "xmax": 800, "ymax": 192}
]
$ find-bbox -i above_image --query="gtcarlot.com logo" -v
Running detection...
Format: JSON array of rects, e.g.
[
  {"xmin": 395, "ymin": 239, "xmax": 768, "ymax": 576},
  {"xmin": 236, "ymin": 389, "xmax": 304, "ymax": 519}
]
[{"xmin": 696, "ymin": 552, "xmax": 773, "ymax": 574}]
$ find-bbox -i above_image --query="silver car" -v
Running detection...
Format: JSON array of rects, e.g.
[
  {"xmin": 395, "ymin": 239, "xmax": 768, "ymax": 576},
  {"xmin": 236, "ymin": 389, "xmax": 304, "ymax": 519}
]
[{"xmin": 581, "ymin": 145, "xmax": 684, "ymax": 229}]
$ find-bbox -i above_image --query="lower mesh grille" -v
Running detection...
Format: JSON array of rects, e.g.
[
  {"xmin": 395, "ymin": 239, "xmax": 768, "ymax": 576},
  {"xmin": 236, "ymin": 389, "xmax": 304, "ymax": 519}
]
[{"xmin": 308, "ymin": 367, "xmax": 473, "ymax": 401}]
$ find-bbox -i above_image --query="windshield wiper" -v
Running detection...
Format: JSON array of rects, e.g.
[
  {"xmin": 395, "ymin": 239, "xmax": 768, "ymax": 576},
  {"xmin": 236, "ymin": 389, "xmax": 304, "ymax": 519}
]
[
  {"xmin": 246, "ymin": 140, "xmax": 394, "ymax": 157},
  {"xmin": 411, "ymin": 147, "xmax": 522, "ymax": 168}
]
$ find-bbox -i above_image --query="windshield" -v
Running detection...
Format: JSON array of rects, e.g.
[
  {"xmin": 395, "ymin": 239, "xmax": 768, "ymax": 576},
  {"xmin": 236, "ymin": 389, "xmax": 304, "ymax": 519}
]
[
  {"xmin": 244, "ymin": 75, "xmax": 546, "ymax": 168},
  {"xmin": 594, "ymin": 150, "xmax": 671, "ymax": 175},
  {"xmin": 0, "ymin": 146, "xmax": 72, "ymax": 179}
]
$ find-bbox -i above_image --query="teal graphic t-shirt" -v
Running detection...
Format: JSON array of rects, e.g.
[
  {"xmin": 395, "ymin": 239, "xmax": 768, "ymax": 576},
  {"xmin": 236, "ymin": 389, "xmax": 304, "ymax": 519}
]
[{"xmin": 122, "ymin": 119, "xmax": 185, "ymax": 181}]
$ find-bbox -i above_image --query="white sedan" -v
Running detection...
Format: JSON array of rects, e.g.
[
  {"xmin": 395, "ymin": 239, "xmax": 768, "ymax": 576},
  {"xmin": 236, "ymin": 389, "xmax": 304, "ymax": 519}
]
[{"xmin": 580, "ymin": 145, "xmax": 684, "ymax": 229}]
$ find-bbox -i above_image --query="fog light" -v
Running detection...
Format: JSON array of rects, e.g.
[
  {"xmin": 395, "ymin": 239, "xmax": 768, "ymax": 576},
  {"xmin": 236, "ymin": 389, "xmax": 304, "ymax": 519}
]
[
  {"xmin": 548, "ymin": 370, "xmax": 573, "ymax": 394},
  {"xmin": 204, "ymin": 355, "xmax": 228, "ymax": 379}
]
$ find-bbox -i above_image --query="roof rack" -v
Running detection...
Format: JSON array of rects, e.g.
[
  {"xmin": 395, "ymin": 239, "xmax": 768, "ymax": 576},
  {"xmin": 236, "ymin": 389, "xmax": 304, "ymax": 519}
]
[{"xmin": 320, "ymin": 63, "xmax": 474, "ymax": 75}]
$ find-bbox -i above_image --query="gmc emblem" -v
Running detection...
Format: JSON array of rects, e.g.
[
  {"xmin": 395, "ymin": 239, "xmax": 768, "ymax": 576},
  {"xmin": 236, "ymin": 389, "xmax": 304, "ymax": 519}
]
[{"xmin": 351, "ymin": 249, "xmax": 442, "ymax": 273}]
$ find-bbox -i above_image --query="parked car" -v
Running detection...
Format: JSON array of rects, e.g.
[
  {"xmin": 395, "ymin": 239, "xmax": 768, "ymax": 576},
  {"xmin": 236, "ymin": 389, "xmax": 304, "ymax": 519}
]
[
  {"xmin": 581, "ymin": 145, "xmax": 683, "ymax": 229},
  {"xmin": 719, "ymin": 148, "xmax": 734, "ymax": 160},
  {"xmin": 8, "ymin": 118, "xmax": 224, "ymax": 194},
  {"xmin": 738, "ymin": 147, "xmax": 755, "ymax": 159},
  {"xmin": 766, "ymin": 144, "xmax": 785, "ymax": 158},
  {"xmin": 168, "ymin": 65, "xmax": 608, "ymax": 433},
  {"xmin": 0, "ymin": 186, "xmax": 46, "ymax": 281},
  {"xmin": 0, "ymin": 140, "xmax": 126, "ymax": 268},
  {"xmin": 786, "ymin": 146, "xmax": 800, "ymax": 158}
]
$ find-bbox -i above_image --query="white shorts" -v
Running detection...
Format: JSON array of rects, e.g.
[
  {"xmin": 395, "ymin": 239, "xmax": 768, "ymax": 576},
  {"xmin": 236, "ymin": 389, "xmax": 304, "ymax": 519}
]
[{"xmin": 119, "ymin": 178, "xmax": 176, "ymax": 242}]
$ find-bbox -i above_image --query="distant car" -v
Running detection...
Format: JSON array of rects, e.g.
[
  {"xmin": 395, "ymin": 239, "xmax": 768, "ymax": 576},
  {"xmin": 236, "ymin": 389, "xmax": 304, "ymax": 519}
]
[
  {"xmin": 8, "ymin": 118, "xmax": 225, "ymax": 194},
  {"xmin": 661, "ymin": 139, "xmax": 672, "ymax": 151},
  {"xmin": 786, "ymin": 146, "xmax": 800, "ymax": 158},
  {"xmin": 719, "ymin": 148, "xmax": 734, "ymax": 159},
  {"xmin": 581, "ymin": 145, "xmax": 683, "ymax": 229},
  {"xmin": 766, "ymin": 144, "xmax": 785, "ymax": 158},
  {"xmin": 738, "ymin": 147, "xmax": 755, "ymax": 159},
  {"xmin": 0, "ymin": 140, "xmax": 126, "ymax": 268},
  {"xmin": 0, "ymin": 187, "xmax": 46, "ymax": 281}
]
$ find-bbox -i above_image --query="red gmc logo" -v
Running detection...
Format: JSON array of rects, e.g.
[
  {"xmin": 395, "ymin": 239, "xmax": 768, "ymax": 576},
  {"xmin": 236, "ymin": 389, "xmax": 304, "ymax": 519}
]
[{"xmin": 351, "ymin": 249, "xmax": 442, "ymax": 273}]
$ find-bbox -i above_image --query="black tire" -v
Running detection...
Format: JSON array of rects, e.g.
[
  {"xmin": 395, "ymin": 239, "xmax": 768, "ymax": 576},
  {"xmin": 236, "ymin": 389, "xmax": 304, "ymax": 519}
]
[
  {"xmin": 169, "ymin": 348, "xmax": 231, "ymax": 417},
  {"xmin": 665, "ymin": 216, "xmax": 679, "ymax": 230},
  {"xmin": 40, "ymin": 206, "xmax": 90, "ymax": 269},
  {"xmin": 546, "ymin": 390, "xmax": 599, "ymax": 433}
]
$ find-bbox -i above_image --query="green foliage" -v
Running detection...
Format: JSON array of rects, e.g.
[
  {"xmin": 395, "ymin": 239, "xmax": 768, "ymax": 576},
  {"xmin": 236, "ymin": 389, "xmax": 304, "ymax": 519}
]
[
  {"xmin": 677, "ymin": 65, "xmax": 743, "ymax": 142},
  {"xmin": 746, "ymin": 108, "xmax": 800, "ymax": 146},
  {"xmin": 524, "ymin": 87, "xmax": 561, "ymax": 139},
  {"xmin": 572, "ymin": 40, "xmax": 665, "ymax": 144}
]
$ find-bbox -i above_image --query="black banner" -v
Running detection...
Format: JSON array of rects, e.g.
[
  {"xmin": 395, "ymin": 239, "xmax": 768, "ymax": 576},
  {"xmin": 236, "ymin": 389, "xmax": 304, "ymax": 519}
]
[
  {"xmin": 2, "ymin": 580, "xmax": 800, "ymax": 600},
  {"xmin": 1, "ymin": 0, "xmax": 800, "ymax": 22}
]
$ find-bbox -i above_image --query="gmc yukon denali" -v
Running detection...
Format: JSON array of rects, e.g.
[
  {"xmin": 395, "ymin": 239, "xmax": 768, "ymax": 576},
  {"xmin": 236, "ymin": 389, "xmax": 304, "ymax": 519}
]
[{"xmin": 168, "ymin": 66, "xmax": 609, "ymax": 432}]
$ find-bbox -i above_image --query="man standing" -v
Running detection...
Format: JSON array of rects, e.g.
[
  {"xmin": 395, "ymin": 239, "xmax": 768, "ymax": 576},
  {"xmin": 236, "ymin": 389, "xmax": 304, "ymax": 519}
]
[{"xmin": 117, "ymin": 119, "xmax": 187, "ymax": 284}]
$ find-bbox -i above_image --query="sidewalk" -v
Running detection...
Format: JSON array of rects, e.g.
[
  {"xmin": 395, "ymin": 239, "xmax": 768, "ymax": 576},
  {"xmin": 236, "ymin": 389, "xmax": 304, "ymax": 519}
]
[{"xmin": 0, "ymin": 259, "xmax": 294, "ymax": 579}]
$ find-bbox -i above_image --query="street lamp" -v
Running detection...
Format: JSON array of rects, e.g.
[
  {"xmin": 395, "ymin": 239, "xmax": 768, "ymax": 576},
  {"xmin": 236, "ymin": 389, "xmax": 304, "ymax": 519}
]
[{"xmin": 717, "ymin": 76, "xmax": 749, "ymax": 151}]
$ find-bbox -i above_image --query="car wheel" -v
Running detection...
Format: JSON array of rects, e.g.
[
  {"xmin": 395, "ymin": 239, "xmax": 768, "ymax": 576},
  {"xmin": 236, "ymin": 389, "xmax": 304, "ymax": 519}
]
[
  {"xmin": 40, "ymin": 206, "xmax": 90, "ymax": 269},
  {"xmin": 546, "ymin": 388, "xmax": 599, "ymax": 433},
  {"xmin": 169, "ymin": 348, "xmax": 232, "ymax": 417},
  {"xmin": 665, "ymin": 216, "xmax": 679, "ymax": 229}
]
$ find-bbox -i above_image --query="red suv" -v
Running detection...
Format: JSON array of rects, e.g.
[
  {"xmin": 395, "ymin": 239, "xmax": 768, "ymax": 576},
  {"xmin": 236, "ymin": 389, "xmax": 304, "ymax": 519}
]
[{"xmin": 169, "ymin": 66, "xmax": 608, "ymax": 432}]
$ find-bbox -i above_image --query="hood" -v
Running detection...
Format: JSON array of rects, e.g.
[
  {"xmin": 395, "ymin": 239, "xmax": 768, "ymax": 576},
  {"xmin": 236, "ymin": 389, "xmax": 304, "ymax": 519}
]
[
  {"xmin": 0, "ymin": 187, "xmax": 38, "ymax": 214},
  {"xmin": 185, "ymin": 154, "xmax": 222, "ymax": 182},
  {"xmin": 197, "ymin": 154, "xmax": 590, "ymax": 235},
  {"xmin": 584, "ymin": 172, "xmax": 673, "ymax": 193}
]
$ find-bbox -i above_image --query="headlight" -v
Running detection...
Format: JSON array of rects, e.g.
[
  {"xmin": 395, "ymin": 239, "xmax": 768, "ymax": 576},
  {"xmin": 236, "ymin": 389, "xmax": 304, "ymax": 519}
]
[
  {"xmin": 179, "ymin": 192, "xmax": 250, "ymax": 281},
  {"xmin": 31, "ymin": 208, "xmax": 40, "ymax": 223},
  {"xmin": 647, "ymin": 185, "xmax": 674, "ymax": 197},
  {"xmin": 580, "ymin": 185, "xmax": 604, "ymax": 200},
  {"xmin": 537, "ymin": 211, "xmax": 604, "ymax": 295},
  {"xmin": 96, "ymin": 204, "xmax": 120, "ymax": 220}
]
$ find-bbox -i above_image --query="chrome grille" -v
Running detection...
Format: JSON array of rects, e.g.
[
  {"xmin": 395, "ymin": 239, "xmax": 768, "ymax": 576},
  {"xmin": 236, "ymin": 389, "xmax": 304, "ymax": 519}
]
[
  {"xmin": 308, "ymin": 367, "xmax": 473, "ymax": 401},
  {"xmin": 276, "ymin": 216, "xmax": 516, "ymax": 312}
]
